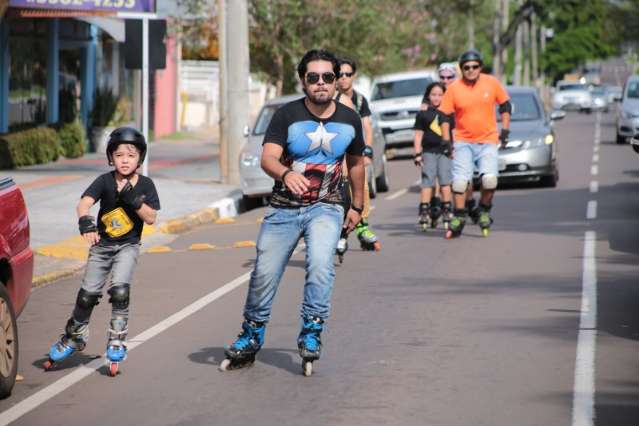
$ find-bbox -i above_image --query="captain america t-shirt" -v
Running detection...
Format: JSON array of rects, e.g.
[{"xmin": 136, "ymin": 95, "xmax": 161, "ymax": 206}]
[{"xmin": 264, "ymin": 98, "xmax": 365, "ymax": 208}]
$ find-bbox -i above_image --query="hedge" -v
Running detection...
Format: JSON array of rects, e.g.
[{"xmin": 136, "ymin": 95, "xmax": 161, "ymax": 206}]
[
  {"xmin": 58, "ymin": 120, "xmax": 85, "ymax": 159},
  {"xmin": 0, "ymin": 127, "xmax": 61, "ymax": 169}
]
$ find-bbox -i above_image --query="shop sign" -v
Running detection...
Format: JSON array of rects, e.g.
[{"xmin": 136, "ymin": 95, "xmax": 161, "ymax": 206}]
[{"xmin": 9, "ymin": 0, "xmax": 155, "ymax": 14}]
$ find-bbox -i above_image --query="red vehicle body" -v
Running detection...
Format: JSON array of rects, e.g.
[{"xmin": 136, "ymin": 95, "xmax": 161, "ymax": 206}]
[{"xmin": 0, "ymin": 177, "xmax": 33, "ymax": 316}]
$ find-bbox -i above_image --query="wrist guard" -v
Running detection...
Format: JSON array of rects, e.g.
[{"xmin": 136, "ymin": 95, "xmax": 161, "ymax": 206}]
[
  {"xmin": 499, "ymin": 128, "xmax": 510, "ymax": 146},
  {"xmin": 78, "ymin": 215, "xmax": 97, "ymax": 235},
  {"xmin": 119, "ymin": 182, "xmax": 145, "ymax": 210},
  {"xmin": 351, "ymin": 205, "xmax": 363, "ymax": 215}
]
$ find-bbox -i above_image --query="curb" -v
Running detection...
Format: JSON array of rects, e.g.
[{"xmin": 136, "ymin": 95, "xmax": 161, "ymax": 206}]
[{"xmin": 31, "ymin": 191, "xmax": 244, "ymax": 287}]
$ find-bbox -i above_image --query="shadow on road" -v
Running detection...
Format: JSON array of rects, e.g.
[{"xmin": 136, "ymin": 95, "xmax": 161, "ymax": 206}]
[{"xmin": 188, "ymin": 346, "xmax": 300, "ymax": 375}]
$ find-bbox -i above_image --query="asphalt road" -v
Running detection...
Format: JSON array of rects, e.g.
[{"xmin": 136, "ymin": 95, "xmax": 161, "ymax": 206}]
[{"xmin": 0, "ymin": 109, "xmax": 638, "ymax": 426}]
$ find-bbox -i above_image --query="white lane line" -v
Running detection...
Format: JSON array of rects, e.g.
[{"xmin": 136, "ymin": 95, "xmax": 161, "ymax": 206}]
[
  {"xmin": 385, "ymin": 188, "xmax": 408, "ymax": 201},
  {"xmin": 572, "ymin": 231, "xmax": 597, "ymax": 426},
  {"xmin": 586, "ymin": 201, "xmax": 597, "ymax": 220},
  {"xmin": 593, "ymin": 145, "xmax": 599, "ymax": 153},
  {"xmin": 0, "ymin": 243, "xmax": 304, "ymax": 425},
  {"xmin": 589, "ymin": 181, "xmax": 599, "ymax": 193},
  {"xmin": 592, "ymin": 154, "xmax": 599, "ymax": 163},
  {"xmin": 591, "ymin": 165, "xmax": 598, "ymax": 176}
]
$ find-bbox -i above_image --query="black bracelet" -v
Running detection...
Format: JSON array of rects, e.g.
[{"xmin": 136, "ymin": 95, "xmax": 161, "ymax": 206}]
[
  {"xmin": 281, "ymin": 168, "xmax": 293, "ymax": 182},
  {"xmin": 414, "ymin": 152, "xmax": 422, "ymax": 158},
  {"xmin": 351, "ymin": 205, "xmax": 363, "ymax": 214}
]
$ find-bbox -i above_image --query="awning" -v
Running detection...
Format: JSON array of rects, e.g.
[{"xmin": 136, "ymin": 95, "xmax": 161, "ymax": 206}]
[{"xmin": 77, "ymin": 17, "xmax": 125, "ymax": 42}]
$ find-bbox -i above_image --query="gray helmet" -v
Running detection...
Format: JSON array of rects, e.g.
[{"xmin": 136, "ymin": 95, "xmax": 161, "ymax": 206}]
[
  {"xmin": 459, "ymin": 49, "xmax": 483, "ymax": 67},
  {"xmin": 106, "ymin": 127, "xmax": 147, "ymax": 166}
]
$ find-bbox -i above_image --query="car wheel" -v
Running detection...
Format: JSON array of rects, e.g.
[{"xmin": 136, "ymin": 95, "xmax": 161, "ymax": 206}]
[
  {"xmin": 616, "ymin": 133, "xmax": 626, "ymax": 144},
  {"xmin": 375, "ymin": 155, "xmax": 390, "ymax": 193},
  {"xmin": 368, "ymin": 166, "xmax": 377, "ymax": 199},
  {"xmin": 540, "ymin": 172, "xmax": 558, "ymax": 188},
  {"xmin": 0, "ymin": 284, "xmax": 18, "ymax": 399}
]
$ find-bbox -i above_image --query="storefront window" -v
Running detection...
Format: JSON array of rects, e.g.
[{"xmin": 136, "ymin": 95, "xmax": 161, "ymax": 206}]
[{"xmin": 8, "ymin": 19, "xmax": 47, "ymax": 130}]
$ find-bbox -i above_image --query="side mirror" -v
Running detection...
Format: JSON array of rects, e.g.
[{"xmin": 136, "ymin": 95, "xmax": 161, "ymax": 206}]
[
  {"xmin": 550, "ymin": 110, "xmax": 566, "ymax": 121},
  {"xmin": 614, "ymin": 95, "xmax": 623, "ymax": 102},
  {"xmin": 631, "ymin": 134, "xmax": 639, "ymax": 154},
  {"xmin": 243, "ymin": 125, "xmax": 250, "ymax": 137}
]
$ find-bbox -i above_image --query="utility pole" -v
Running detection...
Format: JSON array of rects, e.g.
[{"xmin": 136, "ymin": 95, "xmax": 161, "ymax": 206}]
[
  {"xmin": 523, "ymin": 17, "xmax": 530, "ymax": 86},
  {"xmin": 531, "ymin": 12, "xmax": 539, "ymax": 88},
  {"xmin": 467, "ymin": 1, "xmax": 475, "ymax": 49},
  {"xmin": 514, "ymin": 0, "xmax": 523, "ymax": 86},
  {"xmin": 501, "ymin": 0, "xmax": 509, "ymax": 83},
  {"xmin": 218, "ymin": 0, "xmax": 249, "ymax": 185},
  {"xmin": 492, "ymin": 0, "xmax": 502, "ymax": 78}
]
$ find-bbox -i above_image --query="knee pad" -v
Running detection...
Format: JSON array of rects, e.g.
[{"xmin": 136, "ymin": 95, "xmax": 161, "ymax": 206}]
[
  {"xmin": 452, "ymin": 180, "xmax": 468, "ymax": 194},
  {"xmin": 108, "ymin": 284, "xmax": 130, "ymax": 311},
  {"xmin": 73, "ymin": 289, "xmax": 101, "ymax": 323},
  {"xmin": 481, "ymin": 174, "xmax": 498, "ymax": 190}
]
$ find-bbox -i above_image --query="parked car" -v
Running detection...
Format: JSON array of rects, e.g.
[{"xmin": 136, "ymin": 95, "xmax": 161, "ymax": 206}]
[
  {"xmin": 369, "ymin": 70, "xmax": 437, "ymax": 150},
  {"xmin": 552, "ymin": 81, "xmax": 593, "ymax": 112},
  {"xmin": 494, "ymin": 86, "xmax": 562, "ymax": 187},
  {"xmin": 0, "ymin": 177, "xmax": 33, "ymax": 398},
  {"xmin": 239, "ymin": 95, "xmax": 390, "ymax": 203},
  {"xmin": 606, "ymin": 85, "xmax": 623, "ymax": 103},
  {"xmin": 590, "ymin": 85, "xmax": 609, "ymax": 112},
  {"xmin": 616, "ymin": 75, "xmax": 639, "ymax": 144}
]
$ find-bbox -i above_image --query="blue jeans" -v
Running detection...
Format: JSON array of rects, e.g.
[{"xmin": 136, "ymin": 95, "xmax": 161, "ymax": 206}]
[
  {"xmin": 243, "ymin": 202, "xmax": 344, "ymax": 323},
  {"xmin": 452, "ymin": 141, "xmax": 499, "ymax": 183}
]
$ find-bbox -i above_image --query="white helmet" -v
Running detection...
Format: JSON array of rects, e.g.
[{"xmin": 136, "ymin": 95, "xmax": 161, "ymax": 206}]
[{"xmin": 438, "ymin": 62, "xmax": 458, "ymax": 77}]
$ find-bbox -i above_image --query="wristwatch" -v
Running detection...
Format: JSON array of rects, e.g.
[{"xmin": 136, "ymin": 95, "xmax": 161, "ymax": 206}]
[
  {"xmin": 351, "ymin": 205, "xmax": 364, "ymax": 214},
  {"xmin": 362, "ymin": 145, "xmax": 374, "ymax": 159}
]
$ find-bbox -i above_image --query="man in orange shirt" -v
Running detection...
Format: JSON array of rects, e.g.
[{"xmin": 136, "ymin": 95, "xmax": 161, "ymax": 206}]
[{"xmin": 439, "ymin": 50, "xmax": 511, "ymax": 238}]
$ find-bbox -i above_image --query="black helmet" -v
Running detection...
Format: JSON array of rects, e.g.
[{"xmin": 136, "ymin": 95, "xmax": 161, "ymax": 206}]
[
  {"xmin": 459, "ymin": 49, "xmax": 483, "ymax": 67},
  {"xmin": 106, "ymin": 127, "xmax": 147, "ymax": 166}
]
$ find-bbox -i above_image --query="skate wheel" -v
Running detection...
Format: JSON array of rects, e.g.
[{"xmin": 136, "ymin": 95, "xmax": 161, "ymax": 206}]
[
  {"xmin": 444, "ymin": 222, "xmax": 449, "ymax": 230},
  {"xmin": 420, "ymin": 224, "xmax": 427, "ymax": 232},
  {"xmin": 43, "ymin": 359, "xmax": 54, "ymax": 371},
  {"xmin": 373, "ymin": 242, "xmax": 381, "ymax": 251},
  {"xmin": 303, "ymin": 361, "xmax": 313, "ymax": 377},
  {"xmin": 108, "ymin": 362, "xmax": 119, "ymax": 377},
  {"xmin": 445, "ymin": 230, "xmax": 455, "ymax": 240},
  {"xmin": 219, "ymin": 358, "xmax": 232, "ymax": 372},
  {"xmin": 482, "ymin": 228, "xmax": 490, "ymax": 237}
]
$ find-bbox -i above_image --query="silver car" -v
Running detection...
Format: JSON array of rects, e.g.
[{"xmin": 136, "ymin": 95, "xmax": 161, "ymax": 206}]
[
  {"xmin": 552, "ymin": 81, "xmax": 593, "ymax": 112},
  {"xmin": 616, "ymin": 75, "xmax": 639, "ymax": 144},
  {"xmin": 590, "ymin": 86, "xmax": 609, "ymax": 112},
  {"xmin": 239, "ymin": 94, "xmax": 390, "ymax": 203},
  {"xmin": 496, "ymin": 86, "xmax": 562, "ymax": 186}
]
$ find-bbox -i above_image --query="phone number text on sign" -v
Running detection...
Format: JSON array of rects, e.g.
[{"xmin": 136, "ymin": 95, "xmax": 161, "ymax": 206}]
[{"xmin": 10, "ymin": 0, "xmax": 155, "ymax": 13}]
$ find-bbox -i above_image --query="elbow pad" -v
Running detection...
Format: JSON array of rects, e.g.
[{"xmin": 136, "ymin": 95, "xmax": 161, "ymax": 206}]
[{"xmin": 498, "ymin": 101, "xmax": 512, "ymax": 114}]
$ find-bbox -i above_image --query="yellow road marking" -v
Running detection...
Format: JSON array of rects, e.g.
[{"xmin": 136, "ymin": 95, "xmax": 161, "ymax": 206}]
[
  {"xmin": 147, "ymin": 246, "xmax": 172, "ymax": 253},
  {"xmin": 189, "ymin": 243, "xmax": 216, "ymax": 251}
]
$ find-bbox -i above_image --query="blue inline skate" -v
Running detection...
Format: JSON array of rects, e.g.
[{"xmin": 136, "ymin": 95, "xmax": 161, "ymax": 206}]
[
  {"xmin": 298, "ymin": 316, "xmax": 323, "ymax": 377},
  {"xmin": 219, "ymin": 320, "xmax": 266, "ymax": 371},
  {"xmin": 43, "ymin": 318, "xmax": 88, "ymax": 370},
  {"xmin": 105, "ymin": 316, "xmax": 128, "ymax": 377}
]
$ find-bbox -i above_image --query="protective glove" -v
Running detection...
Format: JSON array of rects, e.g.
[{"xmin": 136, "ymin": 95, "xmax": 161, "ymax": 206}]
[
  {"xmin": 499, "ymin": 128, "xmax": 510, "ymax": 149},
  {"xmin": 442, "ymin": 142, "xmax": 453, "ymax": 158},
  {"xmin": 78, "ymin": 215, "xmax": 97, "ymax": 235},
  {"xmin": 414, "ymin": 153, "xmax": 423, "ymax": 166},
  {"xmin": 118, "ymin": 181, "xmax": 145, "ymax": 210}
]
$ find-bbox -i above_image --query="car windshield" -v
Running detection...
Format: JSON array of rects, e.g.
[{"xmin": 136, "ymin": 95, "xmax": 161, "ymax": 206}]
[
  {"xmin": 253, "ymin": 104, "xmax": 283, "ymax": 135},
  {"xmin": 558, "ymin": 83, "xmax": 587, "ymax": 91},
  {"xmin": 497, "ymin": 93, "xmax": 541, "ymax": 122},
  {"xmin": 627, "ymin": 81, "xmax": 639, "ymax": 99},
  {"xmin": 371, "ymin": 77, "xmax": 432, "ymax": 100},
  {"xmin": 591, "ymin": 87, "xmax": 606, "ymax": 95}
]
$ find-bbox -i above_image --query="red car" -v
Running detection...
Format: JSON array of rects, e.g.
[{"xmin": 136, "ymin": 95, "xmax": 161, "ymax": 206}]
[{"xmin": 0, "ymin": 177, "xmax": 33, "ymax": 398}]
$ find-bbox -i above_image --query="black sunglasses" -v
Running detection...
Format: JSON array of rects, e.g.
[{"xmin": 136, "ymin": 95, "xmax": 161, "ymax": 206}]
[
  {"xmin": 439, "ymin": 75, "xmax": 455, "ymax": 80},
  {"xmin": 463, "ymin": 64, "xmax": 480, "ymax": 71},
  {"xmin": 306, "ymin": 72, "xmax": 336, "ymax": 84},
  {"xmin": 339, "ymin": 72, "xmax": 354, "ymax": 78}
]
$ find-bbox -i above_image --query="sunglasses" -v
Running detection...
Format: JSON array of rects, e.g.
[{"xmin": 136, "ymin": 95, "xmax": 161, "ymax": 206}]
[
  {"xmin": 439, "ymin": 75, "xmax": 455, "ymax": 80},
  {"xmin": 306, "ymin": 72, "xmax": 336, "ymax": 84},
  {"xmin": 339, "ymin": 72, "xmax": 354, "ymax": 78},
  {"xmin": 462, "ymin": 64, "xmax": 480, "ymax": 71}
]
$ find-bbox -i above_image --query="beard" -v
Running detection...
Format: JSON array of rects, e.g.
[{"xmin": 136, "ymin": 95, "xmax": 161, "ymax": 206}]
[{"xmin": 306, "ymin": 88, "xmax": 333, "ymax": 105}]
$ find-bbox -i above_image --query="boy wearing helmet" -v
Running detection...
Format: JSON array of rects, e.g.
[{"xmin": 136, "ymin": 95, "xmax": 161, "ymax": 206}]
[{"xmin": 43, "ymin": 127, "xmax": 160, "ymax": 376}]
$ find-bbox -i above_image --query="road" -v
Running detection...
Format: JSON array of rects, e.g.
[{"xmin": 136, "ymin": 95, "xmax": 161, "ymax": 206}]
[{"xmin": 0, "ymin": 109, "xmax": 638, "ymax": 425}]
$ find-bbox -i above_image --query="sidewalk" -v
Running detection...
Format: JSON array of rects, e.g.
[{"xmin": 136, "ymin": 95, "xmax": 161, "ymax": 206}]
[{"xmin": 9, "ymin": 133, "xmax": 245, "ymax": 286}]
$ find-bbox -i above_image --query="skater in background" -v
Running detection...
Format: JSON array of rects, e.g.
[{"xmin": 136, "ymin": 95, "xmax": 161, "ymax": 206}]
[
  {"xmin": 335, "ymin": 57, "xmax": 381, "ymax": 254},
  {"xmin": 413, "ymin": 82, "xmax": 453, "ymax": 230},
  {"xmin": 44, "ymin": 128, "xmax": 160, "ymax": 376},
  {"xmin": 439, "ymin": 50, "xmax": 511, "ymax": 238},
  {"xmin": 220, "ymin": 49, "xmax": 366, "ymax": 376}
]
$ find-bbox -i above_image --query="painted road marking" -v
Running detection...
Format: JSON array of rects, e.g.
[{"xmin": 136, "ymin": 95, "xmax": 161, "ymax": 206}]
[
  {"xmin": 18, "ymin": 175, "xmax": 82, "ymax": 191},
  {"xmin": 0, "ymin": 244, "xmax": 304, "ymax": 425},
  {"xmin": 589, "ymin": 181, "xmax": 598, "ymax": 193},
  {"xmin": 590, "ymin": 165, "xmax": 598, "ymax": 176},
  {"xmin": 572, "ymin": 231, "xmax": 597, "ymax": 426},
  {"xmin": 385, "ymin": 188, "xmax": 408, "ymax": 201},
  {"xmin": 586, "ymin": 201, "xmax": 597, "ymax": 220},
  {"xmin": 592, "ymin": 154, "xmax": 599, "ymax": 163},
  {"xmin": 593, "ymin": 145, "xmax": 599, "ymax": 153}
]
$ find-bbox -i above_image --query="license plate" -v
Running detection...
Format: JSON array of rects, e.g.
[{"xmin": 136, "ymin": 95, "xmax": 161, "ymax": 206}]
[
  {"xmin": 498, "ymin": 160, "xmax": 507, "ymax": 171},
  {"xmin": 386, "ymin": 129, "xmax": 413, "ymax": 143}
]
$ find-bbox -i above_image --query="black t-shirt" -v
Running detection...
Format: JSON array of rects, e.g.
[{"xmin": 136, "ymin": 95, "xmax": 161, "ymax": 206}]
[
  {"xmin": 413, "ymin": 108, "xmax": 452, "ymax": 154},
  {"xmin": 82, "ymin": 172, "xmax": 161, "ymax": 245},
  {"xmin": 263, "ymin": 98, "xmax": 365, "ymax": 208}
]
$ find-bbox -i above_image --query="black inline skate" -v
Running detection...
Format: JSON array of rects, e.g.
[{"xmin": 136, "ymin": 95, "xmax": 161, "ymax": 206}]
[
  {"xmin": 445, "ymin": 209, "xmax": 467, "ymax": 239},
  {"xmin": 219, "ymin": 320, "xmax": 266, "ymax": 371},
  {"xmin": 418, "ymin": 202, "xmax": 431, "ymax": 231}
]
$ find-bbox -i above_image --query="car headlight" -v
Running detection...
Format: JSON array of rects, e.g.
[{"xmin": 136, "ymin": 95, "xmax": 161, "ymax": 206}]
[
  {"xmin": 240, "ymin": 152, "xmax": 260, "ymax": 167},
  {"xmin": 544, "ymin": 134, "xmax": 554, "ymax": 145}
]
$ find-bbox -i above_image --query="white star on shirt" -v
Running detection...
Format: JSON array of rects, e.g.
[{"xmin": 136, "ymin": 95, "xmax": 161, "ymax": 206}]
[{"xmin": 306, "ymin": 122, "xmax": 337, "ymax": 154}]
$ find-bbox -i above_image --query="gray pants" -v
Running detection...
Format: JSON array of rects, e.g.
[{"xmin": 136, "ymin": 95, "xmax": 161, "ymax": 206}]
[
  {"xmin": 82, "ymin": 243, "xmax": 140, "ymax": 293},
  {"xmin": 421, "ymin": 152, "xmax": 452, "ymax": 188}
]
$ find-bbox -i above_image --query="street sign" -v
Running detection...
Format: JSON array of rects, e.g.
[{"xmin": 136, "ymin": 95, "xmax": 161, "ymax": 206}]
[{"xmin": 8, "ymin": 0, "xmax": 155, "ymax": 14}]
